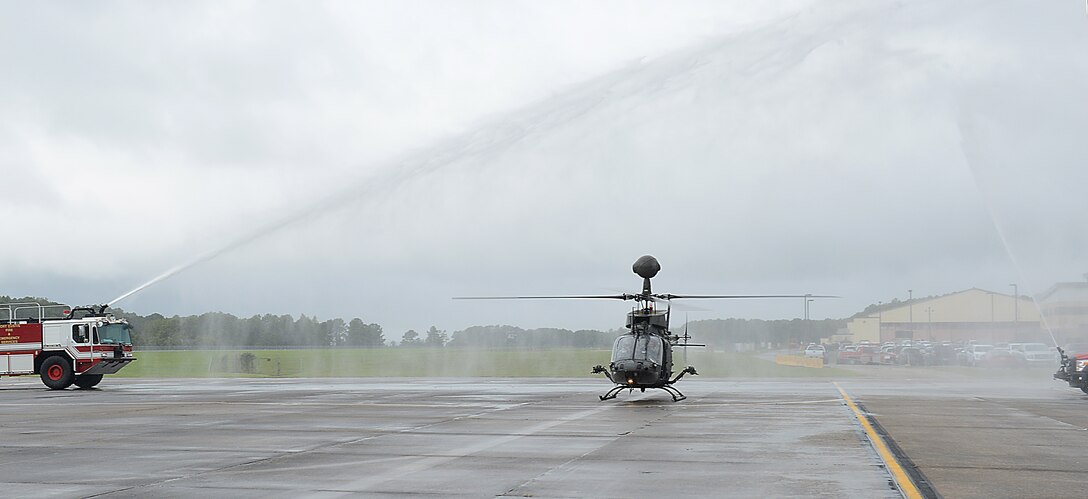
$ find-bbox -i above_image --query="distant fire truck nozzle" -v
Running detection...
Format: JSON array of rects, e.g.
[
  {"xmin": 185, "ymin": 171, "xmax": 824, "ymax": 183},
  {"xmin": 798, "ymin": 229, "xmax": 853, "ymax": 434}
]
[{"xmin": 64, "ymin": 304, "xmax": 110, "ymax": 319}]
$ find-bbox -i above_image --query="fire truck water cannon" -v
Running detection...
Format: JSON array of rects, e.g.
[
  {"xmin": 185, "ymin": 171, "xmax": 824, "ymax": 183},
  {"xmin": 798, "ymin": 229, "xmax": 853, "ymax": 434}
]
[{"xmin": 1, "ymin": 302, "xmax": 135, "ymax": 390}]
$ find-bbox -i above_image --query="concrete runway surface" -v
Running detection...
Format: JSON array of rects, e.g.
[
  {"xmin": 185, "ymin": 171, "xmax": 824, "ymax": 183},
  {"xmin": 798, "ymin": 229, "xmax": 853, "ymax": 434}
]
[
  {"xmin": 837, "ymin": 367, "xmax": 1088, "ymax": 499},
  {"xmin": 1, "ymin": 369, "xmax": 1085, "ymax": 498}
]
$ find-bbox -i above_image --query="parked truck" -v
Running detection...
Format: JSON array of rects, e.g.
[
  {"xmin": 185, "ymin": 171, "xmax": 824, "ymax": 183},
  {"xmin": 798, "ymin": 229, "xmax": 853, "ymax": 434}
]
[{"xmin": 1, "ymin": 302, "xmax": 135, "ymax": 389}]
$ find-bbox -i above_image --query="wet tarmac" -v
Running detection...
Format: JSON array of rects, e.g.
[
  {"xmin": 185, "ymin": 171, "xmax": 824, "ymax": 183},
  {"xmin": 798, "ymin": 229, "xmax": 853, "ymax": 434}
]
[
  {"xmin": 837, "ymin": 366, "xmax": 1088, "ymax": 499},
  {"xmin": 1, "ymin": 370, "xmax": 1083, "ymax": 498},
  {"xmin": 1, "ymin": 377, "xmax": 897, "ymax": 498}
]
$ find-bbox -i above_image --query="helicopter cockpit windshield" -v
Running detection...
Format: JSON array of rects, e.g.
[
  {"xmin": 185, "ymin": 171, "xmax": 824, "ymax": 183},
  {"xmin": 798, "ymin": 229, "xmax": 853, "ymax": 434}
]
[{"xmin": 611, "ymin": 334, "xmax": 663, "ymax": 364}]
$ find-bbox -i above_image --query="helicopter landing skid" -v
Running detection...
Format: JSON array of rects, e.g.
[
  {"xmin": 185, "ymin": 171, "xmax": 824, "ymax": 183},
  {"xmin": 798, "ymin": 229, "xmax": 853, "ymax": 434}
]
[
  {"xmin": 598, "ymin": 384, "xmax": 687, "ymax": 402},
  {"xmin": 599, "ymin": 385, "xmax": 626, "ymax": 401},
  {"xmin": 660, "ymin": 385, "xmax": 686, "ymax": 402}
]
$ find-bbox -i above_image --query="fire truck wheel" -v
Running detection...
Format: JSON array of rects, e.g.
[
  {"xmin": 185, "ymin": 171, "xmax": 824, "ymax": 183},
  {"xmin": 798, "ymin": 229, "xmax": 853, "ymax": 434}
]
[
  {"xmin": 40, "ymin": 356, "xmax": 74, "ymax": 390},
  {"xmin": 74, "ymin": 375, "xmax": 104, "ymax": 389}
]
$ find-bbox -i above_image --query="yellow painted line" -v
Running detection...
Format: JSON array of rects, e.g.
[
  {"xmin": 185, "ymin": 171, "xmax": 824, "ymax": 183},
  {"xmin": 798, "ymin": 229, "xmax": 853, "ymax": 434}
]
[{"xmin": 834, "ymin": 382, "xmax": 923, "ymax": 499}]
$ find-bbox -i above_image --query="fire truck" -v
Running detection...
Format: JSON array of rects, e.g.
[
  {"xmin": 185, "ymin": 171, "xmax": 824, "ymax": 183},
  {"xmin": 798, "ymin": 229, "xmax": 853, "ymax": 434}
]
[
  {"xmin": 1054, "ymin": 346, "xmax": 1088, "ymax": 394},
  {"xmin": 1, "ymin": 302, "xmax": 135, "ymax": 389}
]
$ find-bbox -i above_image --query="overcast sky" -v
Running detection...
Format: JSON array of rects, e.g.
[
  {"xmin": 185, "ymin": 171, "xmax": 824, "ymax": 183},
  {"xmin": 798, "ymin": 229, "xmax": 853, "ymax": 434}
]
[{"xmin": 2, "ymin": 0, "xmax": 1086, "ymax": 338}]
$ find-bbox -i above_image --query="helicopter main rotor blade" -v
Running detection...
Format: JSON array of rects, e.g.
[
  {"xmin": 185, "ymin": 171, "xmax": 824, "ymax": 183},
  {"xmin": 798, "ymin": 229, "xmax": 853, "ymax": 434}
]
[
  {"xmin": 653, "ymin": 294, "xmax": 840, "ymax": 300},
  {"xmin": 453, "ymin": 294, "xmax": 635, "ymax": 301},
  {"xmin": 663, "ymin": 302, "xmax": 711, "ymax": 312}
]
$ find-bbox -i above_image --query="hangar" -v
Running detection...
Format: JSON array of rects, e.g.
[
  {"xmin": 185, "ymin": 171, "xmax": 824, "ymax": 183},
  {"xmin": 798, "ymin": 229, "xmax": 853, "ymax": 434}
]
[{"xmin": 846, "ymin": 288, "xmax": 1042, "ymax": 344}]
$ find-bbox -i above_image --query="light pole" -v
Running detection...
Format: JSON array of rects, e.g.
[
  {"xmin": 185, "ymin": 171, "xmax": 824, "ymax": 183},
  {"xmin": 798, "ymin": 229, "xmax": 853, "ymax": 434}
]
[
  {"xmin": 807, "ymin": 298, "xmax": 815, "ymax": 343},
  {"xmin": 802, "ymin": 294, "xmax": 812, "ymax": 345},
  {"xmin": 1010, "ymin": 283, "xmax": 1019, "ymax": 340},
  {"xmin": 873, "ymin": 301, "xmax": 883, "ymax": 343},
  {"xmin": 925, "ymin": 306, "xmax": 934, "ymax": 340},
  {"xmin": 908, "ymin": 289, "xmax": 914, "ymax": 329}
]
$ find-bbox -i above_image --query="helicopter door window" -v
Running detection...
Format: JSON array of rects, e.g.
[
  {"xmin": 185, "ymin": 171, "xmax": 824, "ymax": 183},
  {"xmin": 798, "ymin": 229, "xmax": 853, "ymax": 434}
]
[
  {"xmin": 612, "ymin": 335, "xmax": 636, "ymax": 362},
  {"xmin": 644, "ymin": 336, "xmax": 663, "ymax": 364},
  {"xmin": 634, "ymin": 336, "xmax": 663, "ymax": 364}
]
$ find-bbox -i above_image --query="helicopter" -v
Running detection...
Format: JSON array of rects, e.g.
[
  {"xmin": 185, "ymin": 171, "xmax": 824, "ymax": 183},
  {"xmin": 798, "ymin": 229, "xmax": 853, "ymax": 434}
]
[{"xmin": 457, "ymin": 255, "xmax": 833, "ymax": 401}]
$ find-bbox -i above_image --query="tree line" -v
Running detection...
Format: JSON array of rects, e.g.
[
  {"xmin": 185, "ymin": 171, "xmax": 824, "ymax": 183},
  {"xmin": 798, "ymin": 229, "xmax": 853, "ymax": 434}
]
[
  {"xmin": 685, "ymin": 317, "xmax": 845, "ymax": 348},
  {"xmin": 117, "ymin": 311, "xmax": 387, "ymax": 348},
  {"xmin": 1, "ymin": 296, "xmax": 385, "ymax": 348}
]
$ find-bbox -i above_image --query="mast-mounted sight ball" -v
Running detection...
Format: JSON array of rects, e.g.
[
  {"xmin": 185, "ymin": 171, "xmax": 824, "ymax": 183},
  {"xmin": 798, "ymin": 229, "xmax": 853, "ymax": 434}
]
[{"xmin": 632, "ymin": 255, "xmax": 661, "ymax": 279}]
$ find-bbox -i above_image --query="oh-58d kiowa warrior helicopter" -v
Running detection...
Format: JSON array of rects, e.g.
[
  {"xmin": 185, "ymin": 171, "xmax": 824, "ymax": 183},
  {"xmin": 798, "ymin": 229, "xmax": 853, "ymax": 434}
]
[{"xmin": 457, "ymin": 255, "xmax": 834, "ymax": 402}]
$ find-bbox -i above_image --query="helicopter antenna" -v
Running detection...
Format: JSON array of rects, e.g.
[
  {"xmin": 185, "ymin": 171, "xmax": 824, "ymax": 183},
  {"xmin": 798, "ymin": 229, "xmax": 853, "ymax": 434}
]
[
  {"xmin": 683, "ymin": 314, "xmax": 688, "ymax": 365},
  {"xmin": 665, "ymin": 302, "xmax": 671, "ymax": 330},
  {"xmin": 674, "ymin": 313, "xmax": 705, "ymax": 352}
]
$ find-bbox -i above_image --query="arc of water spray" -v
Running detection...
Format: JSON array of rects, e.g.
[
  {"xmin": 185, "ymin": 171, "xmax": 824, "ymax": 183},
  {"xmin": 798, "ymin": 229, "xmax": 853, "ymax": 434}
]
[
  {"xmin": 106, "ymin": 58, "xmax": 662, "ymax": 307},
  {"xmin": 956, "ymin": 111, "xmax": 1059, "ymax": 348},
  {"xmin": 107, "ymin": 159, "xmax": 429, "ymax": 307}
]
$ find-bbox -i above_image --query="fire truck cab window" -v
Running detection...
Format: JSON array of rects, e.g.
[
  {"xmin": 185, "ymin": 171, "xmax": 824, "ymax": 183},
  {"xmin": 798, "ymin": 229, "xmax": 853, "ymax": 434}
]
[
  {"xmin": 92, "ymin": 326, "xmax": 100, "ymax": 344},
  {"xmin": 72, "ymin": 324, "xmax": 89, "ymax": 343},
  {"xmin": 99, "ymin": 324, "xmax": 133, "ymax": 345}
]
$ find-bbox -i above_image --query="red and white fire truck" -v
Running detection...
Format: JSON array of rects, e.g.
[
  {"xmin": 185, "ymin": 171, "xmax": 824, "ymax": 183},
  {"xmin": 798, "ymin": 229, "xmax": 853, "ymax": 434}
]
[{"xmin": 1, "ymin": 302, "xmax": 135, "ymax": 389}]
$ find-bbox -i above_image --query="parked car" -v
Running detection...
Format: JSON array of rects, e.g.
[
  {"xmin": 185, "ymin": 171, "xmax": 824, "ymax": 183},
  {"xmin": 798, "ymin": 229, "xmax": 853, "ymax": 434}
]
[
  {"xmin": 855, "ymin": 344, "xmax": 887, "ymax": 365},
  {"xmin": 804, "ymin": 344, "xmax": 825, "ymax": 358},
  {"xmin": 837, "ymin": 345, "xmax": 859, "ymax": 364},
  {"xmin": 978, "ymin": 349, "xmax": 1027, "ymax": 368},
  {"xmin": 1016, "ymin": 343, "xmax": 1059, "ymax": 365},
  {"xmin": 963, "ymin": 344, "xmax": 994, "ymax": 366},
  {"xmin": 897, "ymin": 347, "xmax": 925, "ymax": 366},
  {"xmin": 930, "ymin": 343, "xmax": 960, "ymax": 365},
  {"xmin": 880, "ymin": 345, "xmax": 898, "ymax": 364}
]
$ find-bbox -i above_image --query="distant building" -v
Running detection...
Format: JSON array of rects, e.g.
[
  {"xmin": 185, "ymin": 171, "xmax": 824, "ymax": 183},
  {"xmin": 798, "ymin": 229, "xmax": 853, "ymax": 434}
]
[
  {"xmin": 846, "ymin": 317, "xmax": 880, "ymax": 344},
  {"xmin": 845, "ymin": 288, "xmax": 1041, "ymax": 344},
  {"xmin": 1036, "ymin": 281, "xmax": 1088, "ymax": 344}
]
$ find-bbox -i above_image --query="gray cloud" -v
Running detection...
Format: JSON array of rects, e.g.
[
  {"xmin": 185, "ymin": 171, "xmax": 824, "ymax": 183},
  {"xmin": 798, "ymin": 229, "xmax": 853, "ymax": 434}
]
[{"xmin": 3, "ymin": 0, "xmax": 1085, "ymax": 336}]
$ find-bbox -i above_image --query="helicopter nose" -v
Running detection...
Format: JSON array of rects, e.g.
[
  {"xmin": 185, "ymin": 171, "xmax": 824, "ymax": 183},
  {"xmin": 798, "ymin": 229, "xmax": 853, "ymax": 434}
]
[{"xmin": 618, "ymin": 368, "xmax": 654, "ymax": 386}]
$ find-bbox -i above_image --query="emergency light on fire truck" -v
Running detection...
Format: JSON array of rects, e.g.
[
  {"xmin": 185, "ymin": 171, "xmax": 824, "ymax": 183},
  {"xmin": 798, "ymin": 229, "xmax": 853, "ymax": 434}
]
[{"xmin": 1, "ymin": 302, "xmax": 135, "ymax": 389}]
